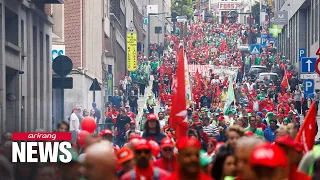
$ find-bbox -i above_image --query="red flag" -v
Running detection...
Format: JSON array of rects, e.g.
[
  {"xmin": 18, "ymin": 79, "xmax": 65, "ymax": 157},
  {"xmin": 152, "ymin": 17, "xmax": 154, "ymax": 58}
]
[
  {"xmin": 169, "ymin": 47, "xmax": 188, "ymax": 140},
  {"xmin": 295, "ymin": 102, "xmax": 317, "ymax": 153},
  {"xmin": 195, "ymin": 69, "xmax": 202, "ymax": 89},
  {"xmin": 220, "ymin": 39, "xmax": 226, "ymax": 52},
  {"xmin": 281, "ymin": 70, "xmax": 289, "ymax": 92}
]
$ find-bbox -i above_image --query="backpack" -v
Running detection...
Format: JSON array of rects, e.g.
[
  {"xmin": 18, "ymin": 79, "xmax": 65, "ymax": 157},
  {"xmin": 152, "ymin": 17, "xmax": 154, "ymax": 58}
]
[{"xmin": 130, "ymin": 167, "xmax": 160, "ymax": 180}]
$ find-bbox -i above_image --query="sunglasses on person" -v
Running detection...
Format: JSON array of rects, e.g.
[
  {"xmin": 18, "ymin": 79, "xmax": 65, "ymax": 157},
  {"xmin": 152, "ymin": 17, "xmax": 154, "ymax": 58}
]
[
  {"xmin": 135, "ymin": 150, "xmax": 151, "ymax": 154},
  {"xmin": 163, "ymin": 148, "xmax": 173, "ymax": 152},
  {"xmin": 207, "ymin": 144, "xmax": 214, "ymax": 147}
]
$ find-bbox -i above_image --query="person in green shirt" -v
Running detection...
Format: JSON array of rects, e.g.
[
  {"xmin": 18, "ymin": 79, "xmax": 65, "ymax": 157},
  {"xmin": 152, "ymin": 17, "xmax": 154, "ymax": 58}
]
[
  {"xmin": 256, "ymin": 90, "xmax": 267, "ymax": 101},
  {"xmin": 245, "ymin": 116, "xmax": 264, "ymax": 137},
  {"xmin": 138, "ymin": 72, "xmax": 148, "ymax": 97},
  {"xmin": 139, "ymin": 109, "xmax": 149, "ymax": 131},
  {"xmin": 146, "ymin": 94, "xmax": 156, "ymax": 113},
  {"xmin": 283, "ymin": 111, "xmax": 295, "ymax": 125},
  {"xmin": 255, "ymin": 56, "xmax": 262, "ymax": 65}
]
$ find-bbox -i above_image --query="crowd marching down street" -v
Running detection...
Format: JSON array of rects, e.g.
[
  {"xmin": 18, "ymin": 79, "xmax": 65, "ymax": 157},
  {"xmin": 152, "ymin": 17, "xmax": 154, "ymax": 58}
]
[{"xmin": 1, "ymin": 18, "xmax": 320, "ymax": 180}]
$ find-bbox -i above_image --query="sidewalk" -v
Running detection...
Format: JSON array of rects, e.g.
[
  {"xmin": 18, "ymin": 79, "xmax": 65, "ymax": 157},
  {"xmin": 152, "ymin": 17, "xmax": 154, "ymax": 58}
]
[{"xmin": 136, "ymin": 76, "xmax": 160, "ymax": 125}]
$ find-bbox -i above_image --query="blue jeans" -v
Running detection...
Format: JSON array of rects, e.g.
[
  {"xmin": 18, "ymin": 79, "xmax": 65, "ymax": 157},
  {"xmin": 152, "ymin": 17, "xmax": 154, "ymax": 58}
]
[{"xmin": 131, "ymin": 106, "xmax": 138, "ymax": 114}]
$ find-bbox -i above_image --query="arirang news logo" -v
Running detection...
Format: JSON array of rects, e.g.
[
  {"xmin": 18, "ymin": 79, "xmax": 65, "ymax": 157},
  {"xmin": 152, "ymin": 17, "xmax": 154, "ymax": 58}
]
[{"xmin": 11, "ymin": 132, "xmax": 73, "ymax": 163}]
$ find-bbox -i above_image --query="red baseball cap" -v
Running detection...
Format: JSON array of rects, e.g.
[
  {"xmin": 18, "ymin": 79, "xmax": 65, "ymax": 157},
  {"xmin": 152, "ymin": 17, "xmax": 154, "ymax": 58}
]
[
  {"xmin": 218, "ymin": 116, "xmax": 225, "ymax": 121},
  {"xmin": 129, "ymin": 133, "xmax": 141, "ymax": 140},
  {"xmin": 275, "ymin": 135, "xmax": 303, "ymax": 152},
  {"xmin": 147, "ymin": 113, "xmax": 158, "ymax": 121},
  {"xmin": 176, "ymin": 137, "xmax": 201, "ymax": 150},
  {"xmin": 160, "ymin": 138, "xmax": 175, "ymax": 149},
  {"xmin": 193, "ymin": 115, "xmax": 200, "ymax": 119},
  {"xmin": 250, "ymin": 143, "xmax": 288, "ymax": 168},
  {"xmin": 134, "ymin": 139, "xmax": 152, "ymax": 150},
  {"xmin": 99, "ymin": 129, "xmax": 112, "ymax": 136},
  {"xmin": 244, "ymin": 131, "xmax": 255, "ymax": 136},
  {"xmin": 275, "ymin": 135, "xmax": 295, "ymax": 149},
  {"xmin": 117, "ymin": 147, "xmax": 134, "ymax": 165}
]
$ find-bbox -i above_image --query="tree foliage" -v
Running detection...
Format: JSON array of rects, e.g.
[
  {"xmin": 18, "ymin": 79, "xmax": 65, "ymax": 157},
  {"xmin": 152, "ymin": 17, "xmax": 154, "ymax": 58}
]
[{"xmin": 171, "ymin": 0, "xmax": 194, "ymax": 19}]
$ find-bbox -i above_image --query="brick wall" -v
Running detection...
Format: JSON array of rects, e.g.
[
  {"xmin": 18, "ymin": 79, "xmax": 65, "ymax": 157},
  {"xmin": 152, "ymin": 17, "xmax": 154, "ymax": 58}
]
[
  {"xmin": 64, "ymin": 0, "xmax": 82, "ymax": 68},
  {"xmin": 44, "ymin": 4, "xmax": 52, "ymax": 16}
]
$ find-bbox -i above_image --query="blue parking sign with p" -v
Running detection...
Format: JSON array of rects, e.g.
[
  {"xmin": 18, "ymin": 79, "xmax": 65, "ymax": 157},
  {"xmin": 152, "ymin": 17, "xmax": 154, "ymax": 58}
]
[
  {"xmin": 260, "ymin": 35, "xmax": 267, "ymax": 48},
  {"xmin": 299, "ymin": 48, "xmax": 306, "ymax": 61},
  {"xmin": 303, "ymin": 79, "xmax": 314, "ymax": 98}
]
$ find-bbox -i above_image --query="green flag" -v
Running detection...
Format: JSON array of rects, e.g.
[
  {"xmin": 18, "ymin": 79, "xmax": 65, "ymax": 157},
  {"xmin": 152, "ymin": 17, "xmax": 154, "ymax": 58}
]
[{"xmin": 223, "ymin": 76, "xmax": 235, "ymax": 115}]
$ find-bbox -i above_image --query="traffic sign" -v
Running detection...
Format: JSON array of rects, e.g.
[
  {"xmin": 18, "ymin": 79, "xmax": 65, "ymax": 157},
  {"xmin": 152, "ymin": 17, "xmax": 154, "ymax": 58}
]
[
  {"xmin": 260, "ymin": 35, "xmax": 267, "ymax": 48},
  {"xmin": 315, "ymin": 58, "xmax": 320, "ymax": 75},
  {"xmin": 300, "ymin": 73, "xmax": 319, "ymax": 79},
  {"xmin": 304, "ymin": 79, "xmax": 315, "ymax": 98},
  {"xmin": 301, "ymin": 57, "xmax": 316, "ymax": 73},
  {"xmin": 250, "ymin": 44, "xmax": 260, "ymax": 54},
  {"xmin": 298, "ymin": 48, "xmax": 306, "ymax": 61},
  {"xmin": 52, "ymin": 55, "xmax": 73, "ymax": 76},
  {"xmin": 89, "ymin": 78, "xmax": 101, "ymax": 91},
  {"xmin": 274, "ymin": 11, "xmax": 288, "ymax": 25},
  {"xmin": 53, "ymin": 77, "xmax": 73, "ymax": 89}
]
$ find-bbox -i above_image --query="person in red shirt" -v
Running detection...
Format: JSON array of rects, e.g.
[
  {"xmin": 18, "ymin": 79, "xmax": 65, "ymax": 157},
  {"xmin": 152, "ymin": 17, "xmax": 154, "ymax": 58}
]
[
  {"xmin": 126, "ymin": 105, "xmax": 135, "ymax": 120},
  {"xmin": 255, "ymin": 114, "xmax": 267, "ymax": 131},
  {"xmin": 163, "ymin": 137, "xmax": 213, "ymax": 180},
  {"xmin": 106, "ymin": 105, "xmax": 120, "ymax": 124},
  {"xmin": 117, "ymin": 147, "xmax": 134, "ymax": 178},
  {"xmin": 159, "ymin": 89, "xmax": 167, "ymax": 107},
  {"xmin": 154, "ymin": 138, "xmax": 178, "ymax": 173},
  {"xmin": 277, "ymin": 101, "xmax": 290, "ymax": 115},
  {"xmin": 275, "ymin": 136, "xmax": 311, "ymax": 180},
  {"xmin": 265, "ymin": 101, "xmax": 274, "ymax": 112},
  {"xmin": 121, "ymin": 139, "xmax": 170, "ymax": 180}
]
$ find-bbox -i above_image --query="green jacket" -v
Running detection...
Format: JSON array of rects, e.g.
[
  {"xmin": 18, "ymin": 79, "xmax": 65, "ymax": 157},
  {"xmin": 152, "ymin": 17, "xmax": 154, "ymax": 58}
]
[
  {"xmin": 140, "ymin": 117, "xmax": 147, "ymax": 131},
  {"xmin": 283, "ymin": 117, "xmax": 294, "ymax": 125},
  {"xmin": 309, "ymin": 145, "xmax": 320, "ymax": 175},
  {"xmin": 245, "ymin": 127, "xmax": 264, "ymax": 137}
]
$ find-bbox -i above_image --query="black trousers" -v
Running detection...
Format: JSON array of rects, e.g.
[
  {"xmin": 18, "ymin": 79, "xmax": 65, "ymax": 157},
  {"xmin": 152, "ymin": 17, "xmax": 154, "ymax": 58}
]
[
  {"xmin": 139, "ymin": 84, "xmax": 146, "ymax": 96},
  {"xmin": 295, "ymin": 101, "xmax": 301, "ymax": 114}
]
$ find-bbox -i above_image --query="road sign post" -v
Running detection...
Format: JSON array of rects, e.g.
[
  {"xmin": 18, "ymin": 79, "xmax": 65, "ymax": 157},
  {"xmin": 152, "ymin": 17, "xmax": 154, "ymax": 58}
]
[
  {"xmin": 301, "ymin": 57, "xmax": 316, "ymax": 74},
  {"xmin": 90, "ymin": 78, "xmax": 101, "ymax": 103},
  {"xmin": 52, "ymin": 55, "xmax": 73, "ymax": 121}
]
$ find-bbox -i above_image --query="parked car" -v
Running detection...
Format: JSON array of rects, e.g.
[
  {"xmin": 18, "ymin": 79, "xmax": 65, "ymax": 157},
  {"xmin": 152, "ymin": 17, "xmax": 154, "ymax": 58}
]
[
  {"xmin": 247, "ymin": 65, "xmax": 268, "ymax": 80},
  {"xmin": 255, "ymin": 72, "xmax": 280, "ymax": 86}
]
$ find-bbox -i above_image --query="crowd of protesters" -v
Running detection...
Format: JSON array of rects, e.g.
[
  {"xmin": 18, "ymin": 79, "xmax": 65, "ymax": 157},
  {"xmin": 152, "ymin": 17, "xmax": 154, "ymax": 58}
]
[{"xmin": 1, "ymin": 17, "xmax": 320, "ymax": 180}]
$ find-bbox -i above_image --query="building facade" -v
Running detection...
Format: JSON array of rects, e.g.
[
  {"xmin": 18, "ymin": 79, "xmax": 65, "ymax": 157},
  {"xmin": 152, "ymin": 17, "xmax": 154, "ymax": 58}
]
[
  {"xmin": 199, "ymin": 0, "xmax": 243, "ymax": 24},
  {"xmin": 49, "ymin": 0, "xmax": 106, "ymax": 125},
  {"xmin": 0, "ymin": 0, "xmax": 60, "ymax": 135},
  {"xmin": 276, "ymin": 0, "xmax": 320, "ymax": 66}
]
